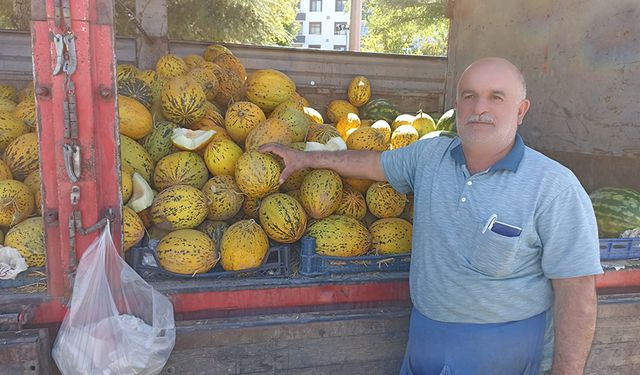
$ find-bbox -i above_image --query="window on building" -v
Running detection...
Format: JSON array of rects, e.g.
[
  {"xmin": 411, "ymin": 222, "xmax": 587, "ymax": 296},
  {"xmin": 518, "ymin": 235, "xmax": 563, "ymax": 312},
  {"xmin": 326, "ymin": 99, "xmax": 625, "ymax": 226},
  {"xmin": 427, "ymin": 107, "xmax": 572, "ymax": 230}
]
[
  {"xmin": 308, "ymin": 44, "xmax": 322, "ymax": 49},
  {"xmin": 334, "ymin": 22, "xmax": 347, "ymax": 35},
  {"xmin": 335, "ymin": 0, "xmax": 346, "ymax": 12},
  {"xmin": 333, "ymin": 45, "xmax": 346, "ymax": 51},
  {"xmin": 298, "ymin": 22, "xmax": 304, "ymax": 35},
  {"xmin": 310, "ymin": 0, "xmax": 322, "ymax": 12},
  {"xmin": 309, "ymin": 22, "xmax": 322, "ymax": 35}
]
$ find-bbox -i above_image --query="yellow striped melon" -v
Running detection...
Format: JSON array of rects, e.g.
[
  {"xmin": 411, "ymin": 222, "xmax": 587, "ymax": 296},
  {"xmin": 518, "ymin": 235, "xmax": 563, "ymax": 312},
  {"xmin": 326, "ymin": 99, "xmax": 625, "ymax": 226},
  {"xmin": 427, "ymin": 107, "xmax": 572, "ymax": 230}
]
[
  {"xmin": 245, "ymin": 69, "xmax": 296, "ymax": 112},
  {"xmin": 220, "ymin": 219, "xmax": 269, "ymax": 271},
  {"xmin": 212, "ymin": 53, "xmax": 247, "ymax": 80},
  {"xmin": 5, "ymin": 216, "xmax": 44, "ymax": 267},
  {"xmin": 0, "ymin": 159, "xmax": 12, "ymax": 180},
  {"xmin": 306, "ymin": 123, "xmax": 341, "ymax": 144},
  {"xmin": 203, "ymin": 175, "xmax": 244, "ymax": 221},
  {"xmin": 225, "ymin": 101, "xmax": 266, "ymax": 144},
  {"xmin": 116, "ymin": 64, "xmax": 138, "ymax": 81},
  {"xmin": 4, "ymin": 133, "xmax": 39, "ymax": 181},
  {"xmin": 369, "ymin": 218, "xmax": 412, "ymax": 255},
  {"xmin": 346, "ymin": 126, "xmax": 387, "ymax": 151},
  {"xmin": 326, "ymin": 100, "xmax": 359, "ymax": 123},
  {"xmin": 188, "ymin": 66, "xmax": 220, "ymax": 101},
  {"xmin": 234, "ymin": 151, "xmax": 281, "ymax": 198},
  {"xmin": 366, "ymin": 182, "xmax": 407, "ymax": 218},
  {"xmin": 300, "ymin": 169, "xmax": 343, "ymax": 219},
  {"xmin": 17, "ymin": 83, "xmax": 34, "ymax": 103},
  {"xmin": 0, "ymin": 112, "xmax": 29, "ymax": 152},
  {"xmin": 391, "ymin": 125, "xmax": 419, "ymax": 149},
  {"xmin": 156, "ymin": 54, "xmax": 188, "ymax": 79},
  {"xmin": 151, "ymin": 184, "xmax": 208, "ymax": 230},
  {"xmin": 13, "ymin": 99, "xmax": 36, "ymax": 128},
  {"xmin": 204, "ymin": 139, "xmax": 243, "ymax": 176},
  {"xmin": 161, "ymin": 76, "xmax": 207, "ymax": 127},
  {"xmin": 0, "ymin": 180, "xmax": 34, "ymax": 227},
  {"xmin": 334, "ymin": 187, "xmax": 367, "ymax": 220},
  {"xmin": 347, "ymin": 75, "xmax": 371, "ymax": 107},
  {"xmin": 304, "ymin": 107, "xmax": 324, "ymax": 124},
  {"xmin": 213, "ymin": 69, "xmax": 245, "ymax": 109},
  {"xmin": 123, "ymin": 206, "xmax": 144, "ymax": 251},
  {"xmin": 258, "ymin": 193, "xmax": 307, "ymax": 243},
  {"xmin": 203, "ymin": 44, "xmax": 231, "ymax": 62},
  {"xmin": 183, "ymin": 54, "xmax": 205, "ymax": 70},
  {"xmin": 244, "ymin": 118, "xmax": 294, "ymax": 150},
  {"xmin": 412, "ymin": 111, "xmax": 436, "ymax": 137},
  {"xmin": 121, "ymin": 165, "xmax": 134, "ymax": 204},
  {"xmin": 142, "ymin": 121, "xmax": 178, "ymax": 163},
  {"xmin": 242, "ymin": 196, "xmax": 261, "ymax": 219},
  {"xmin": 391, "ymin": 114, "xmax": 416, "ymax": 131},
  {"xmin": 344, "ymin": 177, "xmax": 375, "ymax": 194},
  {"xmin": 118, "ymin": 95, "xmax": 153, "ymax": 140},
  {"xmin": 153, "ymin": 151, "xmax": 209, "ymax": 191},
  {"xmin": 371, "ymin": 120, "xmax": 392, "ymax": 144},
  {"xmin": 336, "ymin": 113, "xmax": 361, "ymax": 140},
  {"xmin": 197, "ymin": 220, "xmax": 229, "ymax": 252},
  {"xmin": 0, "ymin": 84, "xmax": 17, "ymax": 101},
  {"xmin": 120, "ymin": 135, "xmax": 154, "ymax": 182},
  {"xmin": 156, "ymin": 229, "xmax": 217, "ymax": 274},
  {"xmin": 269, "ymin": 100, "xmax": 310, "ymax": 142},
  {"xmin": 306, "ymin": 215, "xmax": 371, "ymax": 257}
]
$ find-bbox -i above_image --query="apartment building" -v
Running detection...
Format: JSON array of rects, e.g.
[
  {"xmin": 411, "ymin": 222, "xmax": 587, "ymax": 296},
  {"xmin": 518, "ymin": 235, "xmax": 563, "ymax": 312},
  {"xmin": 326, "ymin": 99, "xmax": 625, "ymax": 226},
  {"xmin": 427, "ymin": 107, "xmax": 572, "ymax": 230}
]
[{"xmin": 293, "ymin": 0, "xmax": 367, "ymax": 51}]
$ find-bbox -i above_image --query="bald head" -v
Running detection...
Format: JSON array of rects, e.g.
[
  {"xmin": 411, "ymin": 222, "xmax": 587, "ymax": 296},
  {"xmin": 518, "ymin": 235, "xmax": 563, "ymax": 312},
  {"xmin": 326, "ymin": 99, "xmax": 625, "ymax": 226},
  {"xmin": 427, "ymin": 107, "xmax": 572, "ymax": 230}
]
[{"xmin": 457, "ymin": 57, "xmax": 527, "ymax": 101}]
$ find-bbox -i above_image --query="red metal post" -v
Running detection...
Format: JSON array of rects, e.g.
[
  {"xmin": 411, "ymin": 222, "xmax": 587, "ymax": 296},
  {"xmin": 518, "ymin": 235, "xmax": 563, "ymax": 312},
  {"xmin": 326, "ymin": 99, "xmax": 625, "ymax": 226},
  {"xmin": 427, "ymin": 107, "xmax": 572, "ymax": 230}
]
[{"xmin": 31, "ymin": 0, "xmax": 121, "ymax": 300}]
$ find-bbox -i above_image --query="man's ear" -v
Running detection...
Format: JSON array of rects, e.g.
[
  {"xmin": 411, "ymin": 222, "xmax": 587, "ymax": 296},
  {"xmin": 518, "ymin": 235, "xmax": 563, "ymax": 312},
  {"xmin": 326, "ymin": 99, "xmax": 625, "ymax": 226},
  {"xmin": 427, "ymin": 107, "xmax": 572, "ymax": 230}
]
[{"xmin": 517, "ymin": 99, "xmax": 530, "ymax": 125}]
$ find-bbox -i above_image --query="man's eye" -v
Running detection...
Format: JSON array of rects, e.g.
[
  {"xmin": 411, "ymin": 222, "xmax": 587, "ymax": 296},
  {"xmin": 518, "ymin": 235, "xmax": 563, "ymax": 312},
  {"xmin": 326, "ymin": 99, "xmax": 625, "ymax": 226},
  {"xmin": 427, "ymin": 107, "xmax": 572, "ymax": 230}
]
[
  {"xmin": 493, "ymin": 96, "xmax": 504, "ymax": 101},
  {"xmin": 463, "ymin": 94, "xmax": 474, "ymax": 99}
]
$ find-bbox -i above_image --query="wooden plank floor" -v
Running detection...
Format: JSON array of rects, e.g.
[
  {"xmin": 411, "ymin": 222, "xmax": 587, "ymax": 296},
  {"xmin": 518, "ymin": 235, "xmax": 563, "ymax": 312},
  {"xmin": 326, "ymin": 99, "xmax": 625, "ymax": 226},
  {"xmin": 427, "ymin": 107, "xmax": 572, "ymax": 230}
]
[{"xmin": 164, "ymin": 294, "xmax": 640, "ymax": 375}]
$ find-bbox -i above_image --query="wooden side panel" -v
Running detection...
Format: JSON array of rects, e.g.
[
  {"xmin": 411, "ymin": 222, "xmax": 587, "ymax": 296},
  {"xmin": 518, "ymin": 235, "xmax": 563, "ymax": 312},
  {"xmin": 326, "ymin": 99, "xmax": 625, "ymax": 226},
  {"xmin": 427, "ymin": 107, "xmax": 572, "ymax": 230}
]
[
  {"xmin": 169, "ymin": 41, "xmax": 447, "ymax": 115},
  {"xmin": 163, "ymin": 307, "xmax": 409, "ymax": 375},
  {"xmin": 0, "ymin": 31, "xmax": 448, "ymax": 115},
  {"xmin": 587, "ymin": 296, "xmax": 640, "ymax": 374},
  {"xmin": 446, "ymin": 0, "xmax": 640, "ymax": 189},
  {"xmin": 0, "ymin": 31, "xmax": 136, "ymax": 87},
  {"xmin": 0, "ymin": 329, "xmax": 51, "ymax": 375}
]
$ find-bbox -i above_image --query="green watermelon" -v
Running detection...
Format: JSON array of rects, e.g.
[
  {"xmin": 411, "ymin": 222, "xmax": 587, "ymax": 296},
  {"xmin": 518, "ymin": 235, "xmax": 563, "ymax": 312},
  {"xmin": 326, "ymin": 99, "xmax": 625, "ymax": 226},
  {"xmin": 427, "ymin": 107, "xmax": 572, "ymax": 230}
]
[
  {"xmin": 590, "ymin": 187, "xmax": 640, "ymax": 238},
  {"xmin": 118, "ymin": 77, "xmax": 153, "ymax": 109},
  {"xmin": 436, "ymin": 108, "xmax": 456, "ymax": 132},
  {"xmin": 360, "ymin": 99, "xmax": 401, "ymax": 124}
]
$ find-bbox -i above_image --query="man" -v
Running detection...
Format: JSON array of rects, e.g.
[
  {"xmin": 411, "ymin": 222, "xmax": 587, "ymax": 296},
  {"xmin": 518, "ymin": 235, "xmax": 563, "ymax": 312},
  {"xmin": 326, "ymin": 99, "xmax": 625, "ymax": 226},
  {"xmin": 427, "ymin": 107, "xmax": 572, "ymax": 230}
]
[{"xmin": 261, "ymin": 57, "xmax": 603, "ymax": 375}]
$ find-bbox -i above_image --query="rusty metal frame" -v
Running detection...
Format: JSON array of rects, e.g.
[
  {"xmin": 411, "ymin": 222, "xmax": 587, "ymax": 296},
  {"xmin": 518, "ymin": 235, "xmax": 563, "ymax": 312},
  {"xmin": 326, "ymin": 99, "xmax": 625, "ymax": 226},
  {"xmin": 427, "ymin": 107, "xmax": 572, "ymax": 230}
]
[{"xmin": 31, "ymin": 0, "xmax": 122, "ymax": 301}]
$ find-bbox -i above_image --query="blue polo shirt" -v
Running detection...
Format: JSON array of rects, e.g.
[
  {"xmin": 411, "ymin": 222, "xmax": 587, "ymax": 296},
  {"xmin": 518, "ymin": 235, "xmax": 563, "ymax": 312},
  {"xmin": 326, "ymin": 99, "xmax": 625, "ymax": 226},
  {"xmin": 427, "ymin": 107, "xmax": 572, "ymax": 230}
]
[
  {"xmin": 380, "ymin": 134, "xmax": 602, "ymax": 322},
  {"xmin": 381, "ymin": 134, "xmax": 603, "ymax": 371}
]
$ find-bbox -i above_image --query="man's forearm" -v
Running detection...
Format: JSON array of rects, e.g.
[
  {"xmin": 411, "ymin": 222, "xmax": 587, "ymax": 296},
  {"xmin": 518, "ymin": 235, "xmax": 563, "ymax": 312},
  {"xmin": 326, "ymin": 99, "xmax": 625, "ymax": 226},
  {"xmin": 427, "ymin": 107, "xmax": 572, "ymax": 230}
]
[
  {"xmin": 551, "ymin": 276, "xmax": 598, "ymax": 375},
  {"xmin": 303, "ymin": 150, "xmax": 386, "ymax": 181}
]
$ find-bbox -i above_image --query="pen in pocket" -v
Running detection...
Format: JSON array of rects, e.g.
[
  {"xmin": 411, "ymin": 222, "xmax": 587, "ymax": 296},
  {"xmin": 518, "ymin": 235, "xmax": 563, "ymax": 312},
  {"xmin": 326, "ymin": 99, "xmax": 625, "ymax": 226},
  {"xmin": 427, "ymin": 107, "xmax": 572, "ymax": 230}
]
[{"xmin": 482, "ymin": 214, "xmax": 522, "ymax": 237}]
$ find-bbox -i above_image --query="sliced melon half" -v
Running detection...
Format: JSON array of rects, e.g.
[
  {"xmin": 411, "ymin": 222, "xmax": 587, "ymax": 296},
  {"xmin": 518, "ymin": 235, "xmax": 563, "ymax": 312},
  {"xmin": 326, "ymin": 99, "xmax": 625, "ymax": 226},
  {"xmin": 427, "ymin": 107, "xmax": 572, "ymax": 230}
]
[
  {"xmin": 127, "ymin": 172, "xmax": 154, "ymax": 213},
  {"xmin": 171, "ymin": 128, "xmax": 215, "ymax": 151}
]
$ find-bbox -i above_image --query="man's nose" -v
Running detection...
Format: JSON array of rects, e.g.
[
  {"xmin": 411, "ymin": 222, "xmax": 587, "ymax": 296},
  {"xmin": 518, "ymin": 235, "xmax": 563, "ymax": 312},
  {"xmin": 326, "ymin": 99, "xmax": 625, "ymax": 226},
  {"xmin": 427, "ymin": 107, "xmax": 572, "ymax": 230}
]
[{"xmin": 473, "ymin": 97, "xmax": 490, "ymax": 114}]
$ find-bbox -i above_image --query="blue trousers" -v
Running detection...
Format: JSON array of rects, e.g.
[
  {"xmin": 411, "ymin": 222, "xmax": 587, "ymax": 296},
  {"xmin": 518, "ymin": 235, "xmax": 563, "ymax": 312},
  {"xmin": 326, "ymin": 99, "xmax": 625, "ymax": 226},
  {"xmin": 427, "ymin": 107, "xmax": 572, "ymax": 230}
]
[{"xmin": 400, "ymin": 308, "xmax": 547, "ymax": 375}]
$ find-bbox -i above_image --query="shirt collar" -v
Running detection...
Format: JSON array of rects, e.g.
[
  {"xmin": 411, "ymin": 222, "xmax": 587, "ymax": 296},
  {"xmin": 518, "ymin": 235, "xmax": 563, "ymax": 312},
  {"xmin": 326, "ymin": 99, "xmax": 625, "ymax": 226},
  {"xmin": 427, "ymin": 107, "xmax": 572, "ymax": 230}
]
[{"xmin": 450, "ymin": 133, "xmax": 525, "ymax": 172}]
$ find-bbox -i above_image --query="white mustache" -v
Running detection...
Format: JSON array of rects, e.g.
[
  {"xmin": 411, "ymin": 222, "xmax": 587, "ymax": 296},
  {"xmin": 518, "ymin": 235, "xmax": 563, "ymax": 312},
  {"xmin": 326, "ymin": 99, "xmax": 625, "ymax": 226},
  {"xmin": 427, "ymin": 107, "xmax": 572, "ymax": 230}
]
[{"xmin": 465, "ymin": 114, "xmax": 495, "ymax": 125}]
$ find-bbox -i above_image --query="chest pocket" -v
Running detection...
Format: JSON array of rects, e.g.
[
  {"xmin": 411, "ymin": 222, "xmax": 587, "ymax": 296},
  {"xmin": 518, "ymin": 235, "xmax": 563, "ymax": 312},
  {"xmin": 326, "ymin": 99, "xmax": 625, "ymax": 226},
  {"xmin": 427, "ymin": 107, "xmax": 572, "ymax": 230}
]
[{"xmin": 468, "ymin": 220, "xmax": 523, "ymax": 277}]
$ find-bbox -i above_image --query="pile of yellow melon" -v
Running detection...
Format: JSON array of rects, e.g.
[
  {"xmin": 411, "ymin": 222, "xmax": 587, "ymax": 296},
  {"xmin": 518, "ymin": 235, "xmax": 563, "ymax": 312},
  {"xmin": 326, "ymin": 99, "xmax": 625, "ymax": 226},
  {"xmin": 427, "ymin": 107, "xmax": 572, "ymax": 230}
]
[{"xmin": 1, "ymin": 43, "xmax": 452, "ymax": 276}]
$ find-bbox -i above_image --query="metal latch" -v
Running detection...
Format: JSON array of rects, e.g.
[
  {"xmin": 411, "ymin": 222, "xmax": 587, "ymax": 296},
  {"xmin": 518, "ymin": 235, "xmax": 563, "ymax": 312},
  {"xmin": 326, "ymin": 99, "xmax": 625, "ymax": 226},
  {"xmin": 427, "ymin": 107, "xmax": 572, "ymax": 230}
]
[{"xmin": 63, "ymin": 143, "xmax": 81, "ymax": 182}]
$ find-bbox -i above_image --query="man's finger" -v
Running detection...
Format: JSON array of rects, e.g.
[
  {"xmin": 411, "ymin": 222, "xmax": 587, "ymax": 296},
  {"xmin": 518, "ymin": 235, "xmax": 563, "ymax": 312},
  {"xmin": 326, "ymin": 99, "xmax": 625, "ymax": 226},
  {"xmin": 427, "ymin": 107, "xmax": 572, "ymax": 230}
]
[
  {"xmin": 259, "ymin": 143, "xmax": 280, "ymax": 154},
  {"xmin": 279, "ymin": 167, "xmax": 293, "ymax": 184}
]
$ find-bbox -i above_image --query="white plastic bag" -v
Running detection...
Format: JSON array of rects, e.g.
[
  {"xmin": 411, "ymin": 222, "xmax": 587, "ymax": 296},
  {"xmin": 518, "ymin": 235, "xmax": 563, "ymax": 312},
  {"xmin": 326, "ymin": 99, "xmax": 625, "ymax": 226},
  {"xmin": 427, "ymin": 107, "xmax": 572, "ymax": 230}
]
[{"xmin": 52, "ymin": 225, "xmax": 175, "ymax": 375}]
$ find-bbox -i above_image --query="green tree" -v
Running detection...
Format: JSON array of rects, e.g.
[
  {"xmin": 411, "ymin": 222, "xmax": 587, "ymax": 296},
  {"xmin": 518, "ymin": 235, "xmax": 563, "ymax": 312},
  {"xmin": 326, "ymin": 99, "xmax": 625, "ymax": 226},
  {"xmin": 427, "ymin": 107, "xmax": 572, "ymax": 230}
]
[
  {"xmin": 361, "ymin": 0, "xmax": 448, "ymax": 56},
  {"xmin": 164, "ymin": 0, "xmax": 299, "ymax": 46},
  {"xmin": 0, "ymin": 0, "xmax": 299, "ymax": 47}
]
